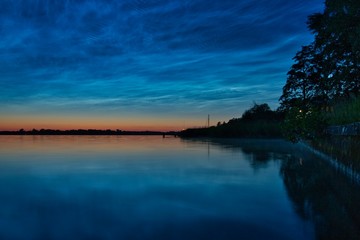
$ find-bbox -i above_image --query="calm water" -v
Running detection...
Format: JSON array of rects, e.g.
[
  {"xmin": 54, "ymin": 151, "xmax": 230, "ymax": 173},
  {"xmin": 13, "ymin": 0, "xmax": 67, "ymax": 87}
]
[{"xmin": 0, "ymin": 136, "xmax": 359, "ymax": 240}]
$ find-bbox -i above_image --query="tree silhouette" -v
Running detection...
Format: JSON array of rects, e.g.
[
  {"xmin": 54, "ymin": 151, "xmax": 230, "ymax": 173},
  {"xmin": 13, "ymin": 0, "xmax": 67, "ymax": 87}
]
[
  {"xmin": 279, "ymin": 44, "xmax": 323, "ymax": 111},
  {"xmin": 279, "ymin": 0, "xmax": 360, "ymax": 141},
  {"xmin": 309, "ymin": 0, "xmax": 360, "ymax": 98},
  {"xmin": 241, "ymin": 103, "xmax": 275, "ymax": 121}
]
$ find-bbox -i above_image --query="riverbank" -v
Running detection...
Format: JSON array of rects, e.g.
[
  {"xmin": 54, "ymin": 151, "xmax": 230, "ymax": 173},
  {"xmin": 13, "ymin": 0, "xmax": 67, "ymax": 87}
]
[
  {"xmin": 309, "ymin": 122, "xmax": 360, "ymax": 182},
  {"xmin": 301, "ymin": 137, "xmax": 360, "ymax": 185},
  {"xmin": 179, "ymin": 120, "xmax": 282, "ymax": 138}
]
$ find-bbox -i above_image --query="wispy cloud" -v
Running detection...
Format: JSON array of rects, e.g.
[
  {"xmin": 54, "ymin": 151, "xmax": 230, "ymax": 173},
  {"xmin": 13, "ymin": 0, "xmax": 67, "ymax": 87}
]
[{"xmin": 0, "ymin": 0, "xmax": 324, "ymax": 127}]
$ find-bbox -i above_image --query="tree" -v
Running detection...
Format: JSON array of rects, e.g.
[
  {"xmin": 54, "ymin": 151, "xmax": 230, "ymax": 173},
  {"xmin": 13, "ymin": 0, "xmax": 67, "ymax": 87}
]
[
  {"xmin": 280, "ymin": 0, "xmax": 360, "ymax": 141},
  {"xmin": 241, "ymin": 103, "xmax": 274, "ymax": 121},
  {"xmin": 308, "ymin": 0, "xmax": 360, "ymax": 98},
  {"xmin": 279, "ymin": 44, "xmax": 324, "ymax": 111}
]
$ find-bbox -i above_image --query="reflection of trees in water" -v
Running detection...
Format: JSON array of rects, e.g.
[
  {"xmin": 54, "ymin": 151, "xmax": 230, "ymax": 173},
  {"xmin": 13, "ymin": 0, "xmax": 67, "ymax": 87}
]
[
  {"xmin": 181, "ymin": 138, "xmax": 360, "ymax": 239},
  {"xmin": 181, "ymin": 138, "xmax": 295, "ymax": 153},
  {"xmin": 181, "ymin": 138, "xmax": 296, "ymax": 170},
  {"xmin": 281, "ymin": 154, "xmax": 360, "ymax": 240},
  {"xmin": 181, "ymin": 138, "xmax": 295, "ymax": 169}
]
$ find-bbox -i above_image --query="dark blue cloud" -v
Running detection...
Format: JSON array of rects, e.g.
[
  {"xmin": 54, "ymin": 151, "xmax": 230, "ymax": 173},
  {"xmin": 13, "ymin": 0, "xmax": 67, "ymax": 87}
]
[{"xmin": 0, "ymin": 0, "xmax": 324, "ymax": 125}]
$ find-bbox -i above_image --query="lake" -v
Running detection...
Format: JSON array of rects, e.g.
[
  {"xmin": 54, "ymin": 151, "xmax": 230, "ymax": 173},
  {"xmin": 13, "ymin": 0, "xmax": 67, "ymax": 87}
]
[{"xmin": 0, "ymin": 136, "xmax": 359, "ymax": 239}]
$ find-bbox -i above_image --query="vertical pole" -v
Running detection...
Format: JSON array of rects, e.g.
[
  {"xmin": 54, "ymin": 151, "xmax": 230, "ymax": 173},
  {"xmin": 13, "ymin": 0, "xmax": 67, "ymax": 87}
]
[{"xmin": 208, "ymin": 114, "xmax": 210, "ymax": 128}]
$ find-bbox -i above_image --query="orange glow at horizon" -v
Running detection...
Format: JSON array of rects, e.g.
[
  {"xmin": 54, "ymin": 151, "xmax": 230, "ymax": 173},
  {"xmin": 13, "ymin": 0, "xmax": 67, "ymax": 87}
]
[{"xmin": 0, "ymin": 115, "xmax": 197, "ymax": 132}]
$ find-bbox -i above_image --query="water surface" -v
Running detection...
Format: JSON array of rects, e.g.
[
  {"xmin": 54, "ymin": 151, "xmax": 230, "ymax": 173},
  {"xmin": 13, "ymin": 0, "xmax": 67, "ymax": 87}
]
[{"xmin": 0, "ymin": 136, "xmax": 359, "ymax": 239}]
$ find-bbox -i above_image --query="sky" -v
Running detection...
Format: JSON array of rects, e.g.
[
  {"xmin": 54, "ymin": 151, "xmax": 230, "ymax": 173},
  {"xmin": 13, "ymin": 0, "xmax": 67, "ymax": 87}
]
[{"xmin": 0, "ymin": 0, "xmax": 324, "ymax": 131}]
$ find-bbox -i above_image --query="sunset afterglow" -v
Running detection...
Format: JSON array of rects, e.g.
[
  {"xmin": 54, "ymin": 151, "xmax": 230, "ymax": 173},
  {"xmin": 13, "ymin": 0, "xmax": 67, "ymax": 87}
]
[{"xmin": 0, "ymin": 0, "xmax": 323, "ymax": 130}]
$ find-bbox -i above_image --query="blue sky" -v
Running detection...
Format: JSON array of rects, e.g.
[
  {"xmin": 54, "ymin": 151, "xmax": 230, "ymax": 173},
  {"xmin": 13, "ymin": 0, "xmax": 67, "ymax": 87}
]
[{"xmin": 0, "ymin": 0, "xmax": 324, "ymax": 130}]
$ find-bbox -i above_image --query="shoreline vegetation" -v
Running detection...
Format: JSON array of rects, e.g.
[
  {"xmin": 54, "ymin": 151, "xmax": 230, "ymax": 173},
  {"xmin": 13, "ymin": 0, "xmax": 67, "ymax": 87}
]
[
  {"xmin": 1, "ymin": 96, "xmax": 358, "ymax": 138},
  {"xmin": 179, "ymin": 103, "xmax": 284, "ymax": 138}
]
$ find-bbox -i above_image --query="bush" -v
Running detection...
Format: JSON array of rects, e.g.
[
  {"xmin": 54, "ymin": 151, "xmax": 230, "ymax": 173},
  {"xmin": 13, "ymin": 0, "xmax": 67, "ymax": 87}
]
[{"xmin": 282, "ymin": 106, "xmax": 327, "ymax": 142}]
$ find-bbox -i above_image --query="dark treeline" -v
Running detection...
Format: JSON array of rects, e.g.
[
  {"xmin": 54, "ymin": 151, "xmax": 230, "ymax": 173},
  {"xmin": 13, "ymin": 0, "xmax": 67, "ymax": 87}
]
[
  {"xmin": 180, "ymin": 103, "xmax": 284, "ymax": 138},
  {"xmin": 279, "ymin": 0, "xmax": 360, "ymax": 142},
  {"xmin": 182, "ymin": 1, "xmax": 359, "ymax": 140},
  {"xmin": 0, "ymin": 129, "xmax": 179, "ymax": 136}
]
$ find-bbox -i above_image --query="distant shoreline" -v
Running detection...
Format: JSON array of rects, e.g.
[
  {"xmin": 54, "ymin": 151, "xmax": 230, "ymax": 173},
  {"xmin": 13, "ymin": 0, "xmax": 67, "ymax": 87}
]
[{"xmin": 0, "ymin": 129, "xmax": 179, "ymax": 136}]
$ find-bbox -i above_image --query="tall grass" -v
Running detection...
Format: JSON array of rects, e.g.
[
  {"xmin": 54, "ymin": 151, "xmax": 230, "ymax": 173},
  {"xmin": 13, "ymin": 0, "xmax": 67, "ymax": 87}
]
[{"xmin": 326, "ymin": 96, "xmax": 360, "ymax": 125}]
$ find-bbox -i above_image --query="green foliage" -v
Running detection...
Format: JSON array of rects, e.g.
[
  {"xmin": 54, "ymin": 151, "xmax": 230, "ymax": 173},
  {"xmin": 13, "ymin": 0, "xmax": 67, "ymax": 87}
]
[
  {"xmin": 282, "ymin": 107, "xmax": 327, "ymax": 142},
  {"xmin": 326, "ymin": 96, "xmax": 360, "ymax": 125}
]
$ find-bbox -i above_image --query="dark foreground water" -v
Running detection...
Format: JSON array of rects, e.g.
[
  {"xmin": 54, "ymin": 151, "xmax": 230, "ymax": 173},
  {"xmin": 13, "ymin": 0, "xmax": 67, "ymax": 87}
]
[{"xmin": 0, "ymin": 136, "xmax": 359, "ymax": 240}]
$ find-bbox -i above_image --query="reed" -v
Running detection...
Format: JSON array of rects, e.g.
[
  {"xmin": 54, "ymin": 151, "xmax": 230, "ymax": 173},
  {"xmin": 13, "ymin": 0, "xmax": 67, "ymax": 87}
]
[{"xmin": 326, "ymin": 96, "xmax": 360, "ymax": 125}]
